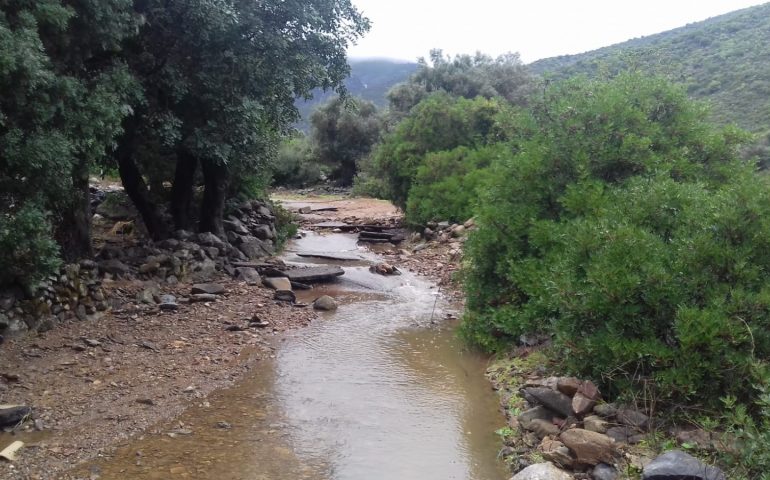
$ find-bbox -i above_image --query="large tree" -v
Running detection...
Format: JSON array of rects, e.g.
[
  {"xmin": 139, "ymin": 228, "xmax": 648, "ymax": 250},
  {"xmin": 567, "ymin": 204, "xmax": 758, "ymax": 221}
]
[
  {"xmin": 310, "ymin": 96, "xmax": 381, "ymax": 186},
  {"xmin": 114, "ymin": 0, "xmax": 370, "ymax": 238},
  {"xmin": 0, "ymin": 0, "xmax": 138, "ymax": 285}
]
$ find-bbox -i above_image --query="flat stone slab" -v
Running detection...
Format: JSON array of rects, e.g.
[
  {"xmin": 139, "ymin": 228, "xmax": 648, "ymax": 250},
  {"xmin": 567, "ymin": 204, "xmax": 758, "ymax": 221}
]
[
  {"xmin": 311, "ymin": 221, "xmax": 357, "ymax": 231},
  {"xmin": 280, "ymin": 266, "xmax": 344, "ymax": 283},
  {"xmin": 191, "ymin": 283, "xmax": 225, "ymax": 295},
  {"xmin": 296, "ymin": 252, "xmax": 363, "ymax": 262}
]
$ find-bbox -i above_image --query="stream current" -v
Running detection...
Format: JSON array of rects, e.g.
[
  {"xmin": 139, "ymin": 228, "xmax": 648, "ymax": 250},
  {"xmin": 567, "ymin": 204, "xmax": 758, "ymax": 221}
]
[{"xmin": 82, "ymin": 232, "xmax": 509, "ymax": 480}]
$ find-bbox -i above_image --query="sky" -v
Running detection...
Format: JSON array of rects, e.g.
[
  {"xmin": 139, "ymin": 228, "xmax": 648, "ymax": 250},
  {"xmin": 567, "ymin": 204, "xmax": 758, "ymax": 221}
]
[{"xmin": 347, "ymin": 0, "xmax": 768, "ymax": 63}]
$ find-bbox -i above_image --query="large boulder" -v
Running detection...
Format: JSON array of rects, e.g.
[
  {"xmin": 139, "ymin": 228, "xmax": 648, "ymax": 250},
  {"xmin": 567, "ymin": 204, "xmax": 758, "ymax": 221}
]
[
  {"xmin": 642, "ymin": 450, "xmax": 726, "ymax": 480},
  {"xmin": 234, "ymin": 267, "xmax": 261, "ymax": 286},
  {"xmin": 511, "ymin": 462, "xmax": 573, "ymax": 480}
]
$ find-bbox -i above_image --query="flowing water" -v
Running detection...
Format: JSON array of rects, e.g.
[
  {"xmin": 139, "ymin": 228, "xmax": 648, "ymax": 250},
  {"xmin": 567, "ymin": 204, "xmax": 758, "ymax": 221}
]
[{"xmin": 79, "ymin": 233, "xmax": 509, "ymax": 480}]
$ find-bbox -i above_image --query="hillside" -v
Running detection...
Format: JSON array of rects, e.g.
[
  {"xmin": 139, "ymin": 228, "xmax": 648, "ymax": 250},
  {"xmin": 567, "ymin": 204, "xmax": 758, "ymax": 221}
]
[
  {"xmin": 530, "ymin": 3, "xmax": 770, "ymax": 132},
  {"xmin": 295, "ymin": 58, "xmax": 418, "ymax": 128}
]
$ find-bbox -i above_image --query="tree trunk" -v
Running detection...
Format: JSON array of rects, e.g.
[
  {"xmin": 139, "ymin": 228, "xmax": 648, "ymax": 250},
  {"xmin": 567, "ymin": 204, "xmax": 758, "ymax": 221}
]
[
  {"xmin": 56, "ymin": 159, "xmax": 92, "ymax": 261},
  {"xmin": 115, "ymin": 118, "xmax": 169, "ymax": 240},
  {"xmin": 170, "ymin": 148, "xmax": 198, "ymax": 231},
  {"xmin": 199, "ymin": 159, "xmax": 228, "ymax": 237}
]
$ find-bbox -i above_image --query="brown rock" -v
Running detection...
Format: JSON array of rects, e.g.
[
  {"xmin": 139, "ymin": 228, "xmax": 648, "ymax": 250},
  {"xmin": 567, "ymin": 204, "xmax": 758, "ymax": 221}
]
[
  {"xmin": 528, "ymin": 418, "xmax": 560, "ymax": 438},
  {"xmin": 578, "ymin": 380, "xmax": 601, "ymax": 401},
  {"xmin": 572, "ymin": 393, "xmax": 597, "ymax": 416},
  {"xmin": 560, "ymin": 428, "xmax": 616, "ymax": 466},
  {"xmin": 540, "ymin": 438, "xmax": 575, "ymax": 468},
  {"xmin": 583, "ymin": 415, "xmax": 608, "ymax": 434},
  {"xmin": 617, "ymin": 408, "xmax": 650, "ymax": 430},
  {"xmin": 557, "ymin": 377, "xmax": 582, "ymax": 397}
]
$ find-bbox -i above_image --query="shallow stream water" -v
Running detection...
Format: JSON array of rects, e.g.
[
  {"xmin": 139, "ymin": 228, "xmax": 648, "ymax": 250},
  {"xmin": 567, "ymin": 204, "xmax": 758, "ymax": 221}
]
[{"xmin": 80, "ymin": 232, "xmax": 509, "ymax": 479}]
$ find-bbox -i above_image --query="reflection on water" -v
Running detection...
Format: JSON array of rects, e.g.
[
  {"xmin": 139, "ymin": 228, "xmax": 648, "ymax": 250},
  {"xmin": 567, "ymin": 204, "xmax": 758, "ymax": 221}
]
[{"xmin": 71, "ymin": 232, "xmax": 508, "ymax": 480}]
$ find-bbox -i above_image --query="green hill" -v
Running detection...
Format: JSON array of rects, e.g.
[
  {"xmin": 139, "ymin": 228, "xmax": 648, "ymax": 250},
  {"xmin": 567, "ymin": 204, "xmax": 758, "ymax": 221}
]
[{"xmin": 530, "ymin": 3, "xmax": 770, "ymax": 133}]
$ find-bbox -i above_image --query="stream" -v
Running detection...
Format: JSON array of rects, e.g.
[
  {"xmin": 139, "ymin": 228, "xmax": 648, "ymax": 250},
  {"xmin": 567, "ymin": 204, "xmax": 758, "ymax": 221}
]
[{"xmin": 81, "ymin": 232, "xmax": 509, "ymax": 479}]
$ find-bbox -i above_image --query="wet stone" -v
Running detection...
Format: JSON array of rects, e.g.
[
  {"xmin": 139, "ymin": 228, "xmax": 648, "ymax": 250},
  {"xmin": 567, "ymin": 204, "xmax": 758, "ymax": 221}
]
[
  {"xmin": 313, "ymin": 295, "xmax": 338, "ymax": 311},
  {"xmin": 274, "ymin": 290, "xmax": 296, "ymax": 303}
]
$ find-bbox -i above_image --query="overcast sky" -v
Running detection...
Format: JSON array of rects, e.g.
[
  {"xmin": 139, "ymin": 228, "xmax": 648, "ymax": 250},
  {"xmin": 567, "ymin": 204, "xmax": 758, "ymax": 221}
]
[{"xmin": 347, "ymin": 0, "xmax": 768, "ymax": 63}]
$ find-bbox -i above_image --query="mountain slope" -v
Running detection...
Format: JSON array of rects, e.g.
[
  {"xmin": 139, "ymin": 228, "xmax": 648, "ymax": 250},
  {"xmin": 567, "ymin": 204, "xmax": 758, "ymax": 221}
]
[
  {"xmin": 530, "ymin": 3, "xmax": 770, "ymax": 132},
  {"xmin": 295, "ymin": 58, "xmax": 418, "ymax": 128}
]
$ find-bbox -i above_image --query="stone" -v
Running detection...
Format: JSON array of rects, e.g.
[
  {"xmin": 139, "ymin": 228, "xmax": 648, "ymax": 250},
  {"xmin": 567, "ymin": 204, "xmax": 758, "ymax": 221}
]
[
  {"xmin": 511, "ymin": 462, "xmax": 573, "ymax": 480},
  {"xmin": 592, "ymin": 463, "xmax": 618, "ymax": 480},
  {"xmin": 263, "ymin": 277, "xmax": 292, "ymax": 291},
  {"xmin": 98, "ymin": 259, "xmax": 131, "ymax": 276},
  {"xmin": 518, "ymin": 406, "xmax": 556, "ymax": 430},
  {"xmin": 540, "ymin": 438, "xmax": 575, "ymax": 469},
  {"xmin": 298, "ymin": 206, "xmax": 312, "ymax": 214},
  {"xmin": 642, "ymin": 450, "xmax": 726, "ymax": 480},
  {"xmin": 572, "ymin": 393, "xmax": 597, "ymax": 416},
  {"xmin": 136, "ymin": 288, "xmax": 156, "ymax": 305},
  {"xmin": 252, "ymin": 225, "xmax": 274, "ymax": 241},
  {"xmin": 578, "ymin": 380, "xmax": 601, "ymax": 401},
  {"xmin": 191, "ymin": 259, "xmax": 217, "ymax": 282},
  {"xmin": 197, "ymin": 232, "xmax": 227, "ymax": 249},
  {"xmin": 0, "ymin": 406, "xmax": 32, "ymax": 427},
  {"xmin": 159, "ymin": 295, "xmax": 178, "ymax": 311},
  {"xmin": 451, "ymin": 225, "xmax": 466, "ymax": 237},
  {"xmin": 528, "ymin": 418, "xmax": 560, "ymax": 438},
  {"xmin": 280, "ymin": 266, "xmax": 345, "ymax": 283},
  {"xmin": 139, "ymin": 261, "xmax": 160, "ymax": 274},
  {"xmin": 190, "ymin": 294, "xmax": 218, "ymax": 303},
  {"xmin": 592, "ymin": 403, "xmax": 617, "ymax": 418},
  {"xmin": 239, "ymin": 237, "xmax": 274, "ymax": 259},
  {"xmin": 191, "ymin": 283, "xmax": 225, "ymax": 295},
  {"xmin": 582, "ymin": 415, "xmax": 608, "ymax": 434},
  {"xmin": 234, "ymin": 267, "xmax": 261, "ymax": 286},
  {"xmin": 523, "ymin": 387, "xmax": 574, "ymax": 418},
  {"xmin": 223, "ymin": 218, "xmax": 249, "ymax": 235},
  {"xmin": 464, "ymin": 218, "xmax": 476, "ymax": 229},
  {"xmin": 274, "ymin": 290, "xmax": 296, "ymax": 303},
  {"xmin": 556, "ymin": 377, "xmax": 582, "ymax": 397},
  {"xmin": 559, "ymin": 429, "xmax": 616, "ymax": 466},
  {"xmin": 617, "ymin": 408, "xmax": 650, "ymax": 430},
  {"xmin": 313, "ymin": 295, "xmax": 338, "ymax": 311}
]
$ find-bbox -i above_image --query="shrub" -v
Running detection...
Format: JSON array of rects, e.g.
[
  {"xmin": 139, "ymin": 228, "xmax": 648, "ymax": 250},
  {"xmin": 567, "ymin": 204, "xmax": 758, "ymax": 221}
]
[
  {"xmin": 0, "ymin": 204, "xmax": 61, "ymax": 288},
  {"xmin": 462, "ymin": 73, "xmax": 768, "ymax": 409},
  {"xmin": 405, "ymin": 145, "xmax": 502, "ymax": 225},
  {"xmin": 271, "ymin": 136, "xmax": 325, "ymax": 187},
  {"xmin": 369, "ymin": 93, "xmax": 506, "ymax": 209}
]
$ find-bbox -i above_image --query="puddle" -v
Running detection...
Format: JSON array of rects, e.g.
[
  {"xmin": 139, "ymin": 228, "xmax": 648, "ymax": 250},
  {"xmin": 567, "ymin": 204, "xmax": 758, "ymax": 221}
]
[{"xmin": 72, "ymin": 232, "xmax": 508, "ymax": 479}]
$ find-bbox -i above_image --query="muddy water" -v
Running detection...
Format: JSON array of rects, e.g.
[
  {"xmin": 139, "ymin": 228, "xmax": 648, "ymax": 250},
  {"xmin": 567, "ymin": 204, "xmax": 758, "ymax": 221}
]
[{"xmin": 76, "ymin": 233, "xmax": 508, "ymax": 480}]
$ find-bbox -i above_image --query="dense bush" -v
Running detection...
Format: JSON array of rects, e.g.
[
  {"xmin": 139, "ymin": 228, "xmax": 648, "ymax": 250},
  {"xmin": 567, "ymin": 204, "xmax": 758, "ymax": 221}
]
[
  {"xmin": 462, "ymin": 73, "xmax": 770, "ymax": 408},
  {"xmin": 364, "ymin": 93, "xmax": 506, "ymax": 209},
  {"xmin": 405, "ymin": 145, "xmax": 502, "ymax": 225},
  {"xmin": 270, "ymin": 136, "xmax": 325, "ymax": 188},
  {"xmin": 0, "ymin": 205, "xmax": 61, "ymax": 287}
]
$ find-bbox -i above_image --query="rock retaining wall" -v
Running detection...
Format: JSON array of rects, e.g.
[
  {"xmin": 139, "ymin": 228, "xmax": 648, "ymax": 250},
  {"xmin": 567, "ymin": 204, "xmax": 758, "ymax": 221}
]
[{"xmin": 0, "ymin": 199, "xmax": 281, "ymax": 337}]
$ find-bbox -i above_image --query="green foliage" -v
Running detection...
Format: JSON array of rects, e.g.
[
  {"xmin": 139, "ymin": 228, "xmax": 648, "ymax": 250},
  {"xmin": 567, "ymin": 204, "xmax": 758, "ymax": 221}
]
[
  {"xmin": 530, "ymin": 3, "xmax": 770, "ymax": 133},
  {"xmin": 310, "ymin": 96, "xmax": 381, "ymax": 186},
  {"xmin": 462, "ymin": 73, "xmax": 770, "ymax": 410},
  {"xmin": 0, "ymin": 205, "xmax": 61, "ymax": 287},
  {"xmin": 271, "ymin": 135, "xmax": 326, "ymax": 188},
  {"xmin": 387, "ymin": 49, "xmax": 533, "ymax": 119},
  {"xmin": 270, "ymin": 202, "xmax": 299, "ymax": 251},
  {"xmin": 405, "ymin": 145, "xmax": 501, "ymax": 225},
  {"xmin": 366, "ymin": 93, "xmax": 506, "ymax": 209}
]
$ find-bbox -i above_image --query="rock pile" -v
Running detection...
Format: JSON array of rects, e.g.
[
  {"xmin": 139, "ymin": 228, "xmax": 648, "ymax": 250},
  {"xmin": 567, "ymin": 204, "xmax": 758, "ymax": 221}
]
[
  {"xmin": 0, "ymin": 199, "xmax": 282, "ymax": 337},
  {"xmin": 0, "ymin": 261, "xmax": 109, "ymax": 335},
  {"xmin": 506, "ymin": 376, "xmax": 726, "ymax": 480}
]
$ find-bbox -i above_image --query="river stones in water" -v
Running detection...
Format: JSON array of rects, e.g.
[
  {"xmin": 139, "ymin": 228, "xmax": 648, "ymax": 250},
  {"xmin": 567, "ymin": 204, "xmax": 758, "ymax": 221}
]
[
  {"xmin": 313, "ymin": 295, "xmax": 338, "ymax": 311},
  {"xmin": 280, "ymin": 266, "xmax": 344, "ymax": 283}
]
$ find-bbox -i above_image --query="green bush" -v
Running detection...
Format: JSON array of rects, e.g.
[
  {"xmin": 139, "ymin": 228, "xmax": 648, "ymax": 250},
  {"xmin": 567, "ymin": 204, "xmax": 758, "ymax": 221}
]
[
  {"xmin": 368, "ymin": 93, "xmax": 507, "ymax": 209},
  {"xmin": 271, "ymin": 136, "xmax": 325, "ymax": 187},
  {"xmin": 0, "ymin": 204, "xmax": 61, "ymax": 288},
  {"xmin": 462, "ymin": 73, "xmax": 769, "ymax": 408},
  {"xmin": 405, "ymin": 145, "xmax": 502, "ymax": 225}
]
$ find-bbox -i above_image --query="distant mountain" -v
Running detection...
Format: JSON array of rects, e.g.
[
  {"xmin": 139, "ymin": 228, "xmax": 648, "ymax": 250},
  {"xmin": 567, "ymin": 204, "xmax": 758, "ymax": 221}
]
[
  {"xmin": 530, "ymin": 3, "xmax": 770, "ymax": 133},
  {"xmin": 295, "ymin": 58, "xmax": 418, "ymax": 129}
]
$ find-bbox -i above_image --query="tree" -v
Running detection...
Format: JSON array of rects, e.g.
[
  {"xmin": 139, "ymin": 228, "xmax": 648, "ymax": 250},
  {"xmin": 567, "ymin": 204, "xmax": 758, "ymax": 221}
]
[
  {"xmin": 386, "ymin": 49, "xmax": 533, "ymax": 119},
  {"xmin": 310, "ymin": 96, "xmax": 381, "ymax": 186},
  {"xmin": 0, "ymin": 0, "xmax": 138, "ymax": 286},
  {"xmin": 113, "ymin": 0, "xmax": 370, "ymax": 238}
]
